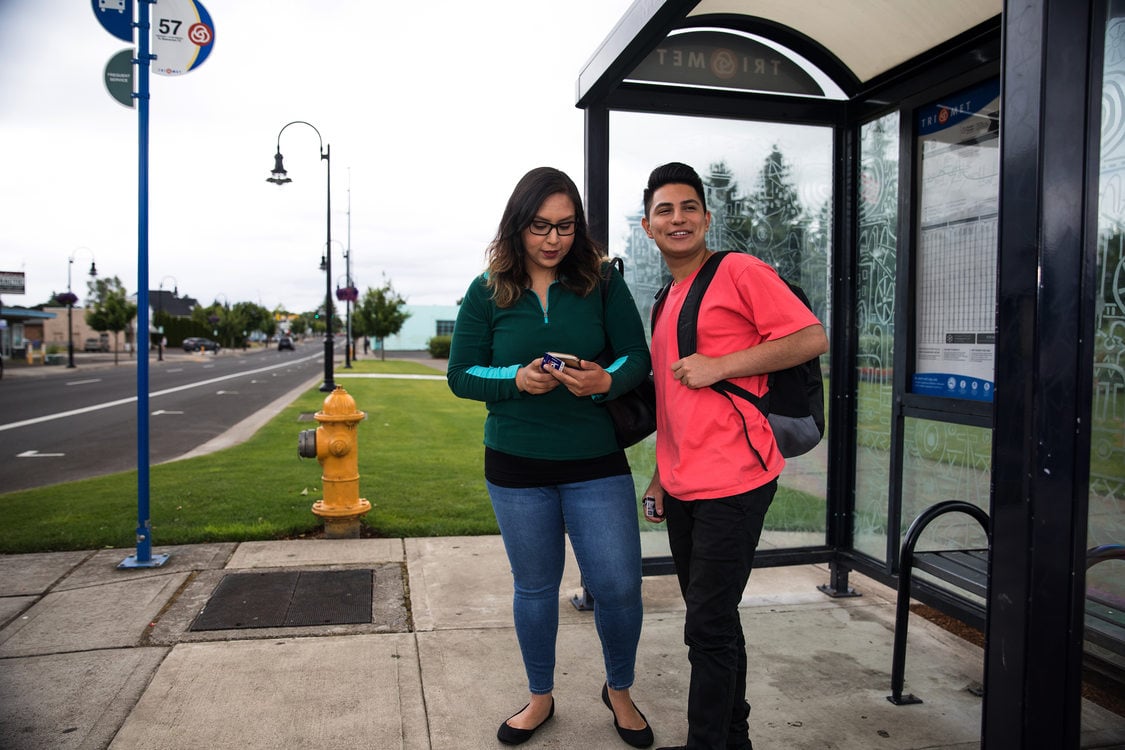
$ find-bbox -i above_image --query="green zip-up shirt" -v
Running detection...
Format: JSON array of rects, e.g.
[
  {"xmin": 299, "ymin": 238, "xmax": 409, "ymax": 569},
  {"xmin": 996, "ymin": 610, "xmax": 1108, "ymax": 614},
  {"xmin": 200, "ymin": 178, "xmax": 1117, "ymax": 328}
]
[{"xmin": 447, "ymin": 263, "xmax": 651, "ymax": 460}]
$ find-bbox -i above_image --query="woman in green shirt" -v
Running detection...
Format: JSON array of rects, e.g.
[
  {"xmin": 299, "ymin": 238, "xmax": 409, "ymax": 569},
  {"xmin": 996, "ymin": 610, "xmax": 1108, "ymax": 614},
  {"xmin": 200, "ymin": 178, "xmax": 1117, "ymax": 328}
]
[{"xmin": 448, "ymin": 167, "xmax": 654, "ymax": 748}]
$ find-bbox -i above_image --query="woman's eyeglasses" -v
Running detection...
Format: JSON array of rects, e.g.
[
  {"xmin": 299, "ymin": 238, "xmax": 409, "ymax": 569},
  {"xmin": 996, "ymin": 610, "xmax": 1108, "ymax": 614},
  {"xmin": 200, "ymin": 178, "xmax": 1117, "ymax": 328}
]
[{"xmin": 527, "ymin": 220, "xmax": 576, "ymax": 236}]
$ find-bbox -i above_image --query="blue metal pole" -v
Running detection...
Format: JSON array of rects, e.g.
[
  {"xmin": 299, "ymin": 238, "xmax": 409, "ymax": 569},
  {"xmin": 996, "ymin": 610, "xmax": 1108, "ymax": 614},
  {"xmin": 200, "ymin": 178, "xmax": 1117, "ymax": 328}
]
[{"xmin": 122, "ymin": 0, "xmax": 167, "ymax": 569}]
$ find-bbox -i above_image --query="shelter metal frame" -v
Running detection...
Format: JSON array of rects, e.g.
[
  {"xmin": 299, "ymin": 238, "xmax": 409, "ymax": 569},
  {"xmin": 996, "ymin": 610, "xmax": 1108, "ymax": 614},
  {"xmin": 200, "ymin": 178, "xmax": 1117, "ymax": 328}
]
[{"xmin": 577, "ymin": 2, "xmax": 1110, "ymax": 747}]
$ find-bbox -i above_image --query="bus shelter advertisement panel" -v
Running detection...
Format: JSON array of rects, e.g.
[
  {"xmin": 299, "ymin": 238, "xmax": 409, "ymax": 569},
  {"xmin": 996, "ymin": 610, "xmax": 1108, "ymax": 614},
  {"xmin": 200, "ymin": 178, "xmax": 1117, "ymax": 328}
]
[{"xmin": 912, "ymin": 79, "xmax": 999, "ymax": 402}]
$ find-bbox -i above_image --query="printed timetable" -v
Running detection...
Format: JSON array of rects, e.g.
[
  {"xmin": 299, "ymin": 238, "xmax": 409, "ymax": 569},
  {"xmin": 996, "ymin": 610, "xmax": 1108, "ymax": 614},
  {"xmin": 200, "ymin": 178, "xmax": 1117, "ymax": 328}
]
[{"xmin": 913, "ymin": 79, "xmax": 1000, "ymax": 402}]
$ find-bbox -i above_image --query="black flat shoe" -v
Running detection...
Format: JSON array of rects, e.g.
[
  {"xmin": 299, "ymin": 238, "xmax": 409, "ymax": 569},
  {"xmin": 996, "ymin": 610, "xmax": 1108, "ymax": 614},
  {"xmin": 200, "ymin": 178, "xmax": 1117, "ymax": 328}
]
[
  {"xmin": 497, "ymin": 699, "xmax": 555, "ymax": 745},
  {"xmin": 602, "ymin": 683, "xmax": 654, "ymax": 748}
]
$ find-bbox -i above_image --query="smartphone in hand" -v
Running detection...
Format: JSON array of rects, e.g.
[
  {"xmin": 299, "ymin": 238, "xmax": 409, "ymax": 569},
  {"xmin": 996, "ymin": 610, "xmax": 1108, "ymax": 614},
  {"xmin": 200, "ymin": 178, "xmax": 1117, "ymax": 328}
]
[{"xmin": 542, "ymin": 352, "xmax": 582, "ymax": 371}]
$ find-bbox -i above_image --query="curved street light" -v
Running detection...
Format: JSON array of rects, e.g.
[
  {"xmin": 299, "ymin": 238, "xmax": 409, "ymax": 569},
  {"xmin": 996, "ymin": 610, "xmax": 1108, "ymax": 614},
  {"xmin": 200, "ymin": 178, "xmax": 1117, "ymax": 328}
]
[
  {"xmin": 62, "ymin": 247, "xmax": 97, "ymax": 368},
  {"xmin": 268, "ymin": 120, "xmax": 335, "ymax": 392}
]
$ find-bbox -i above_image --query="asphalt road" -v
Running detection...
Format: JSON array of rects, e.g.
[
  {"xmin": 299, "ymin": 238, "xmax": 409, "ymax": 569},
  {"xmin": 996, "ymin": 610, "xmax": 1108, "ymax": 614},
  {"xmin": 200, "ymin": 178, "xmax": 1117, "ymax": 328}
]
[{"xmin": 0, "ymin": 344, "xmax": 334, "ymax": 493}]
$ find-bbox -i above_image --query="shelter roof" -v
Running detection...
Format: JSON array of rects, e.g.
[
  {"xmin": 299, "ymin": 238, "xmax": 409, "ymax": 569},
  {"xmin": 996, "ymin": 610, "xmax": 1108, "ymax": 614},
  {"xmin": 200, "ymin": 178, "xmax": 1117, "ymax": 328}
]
[{"xmin": 578, "ymin": 0, "xmax": 1001, "ymax": 104}]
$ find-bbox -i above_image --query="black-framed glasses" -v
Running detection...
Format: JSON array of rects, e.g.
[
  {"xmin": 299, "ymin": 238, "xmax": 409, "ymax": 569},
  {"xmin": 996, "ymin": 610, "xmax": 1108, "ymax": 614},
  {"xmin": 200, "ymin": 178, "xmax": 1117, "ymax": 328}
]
[{"xmin": 527, "ymin": 219, "xmax": 576, "ymax": 236}]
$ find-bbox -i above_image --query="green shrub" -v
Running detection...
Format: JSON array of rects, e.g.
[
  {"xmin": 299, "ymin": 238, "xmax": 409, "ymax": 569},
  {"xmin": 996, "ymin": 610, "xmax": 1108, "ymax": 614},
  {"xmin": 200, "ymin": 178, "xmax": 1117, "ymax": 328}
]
[{"xmin": 427, "ymin": 335, "xmax": 451, "ymax": 359}]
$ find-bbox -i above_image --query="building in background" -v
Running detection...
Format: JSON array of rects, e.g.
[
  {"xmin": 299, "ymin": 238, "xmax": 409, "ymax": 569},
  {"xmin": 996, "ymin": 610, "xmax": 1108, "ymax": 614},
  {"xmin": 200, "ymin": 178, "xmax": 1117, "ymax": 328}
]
[{"xmin": 382, "ymin": 305, "xmax": 458, "ymax": 351}]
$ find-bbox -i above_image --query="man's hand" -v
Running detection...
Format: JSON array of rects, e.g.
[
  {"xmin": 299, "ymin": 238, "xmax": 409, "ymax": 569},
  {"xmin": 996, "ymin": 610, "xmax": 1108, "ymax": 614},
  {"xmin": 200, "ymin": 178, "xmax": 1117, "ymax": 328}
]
[
  {"xmin": 670, "ymin": 353, "xmax": 723, "ymax": 390},
  {"xmin": 643, "ymin": 478, "xmax": 667, "ymax": 524}
]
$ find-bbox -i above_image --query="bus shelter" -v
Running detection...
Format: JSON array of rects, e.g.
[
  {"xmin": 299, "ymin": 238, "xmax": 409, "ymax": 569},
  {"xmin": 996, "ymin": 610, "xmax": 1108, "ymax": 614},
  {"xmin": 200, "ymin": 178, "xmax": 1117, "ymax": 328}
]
[{"xmin": 576, "ymin": 1, "xmax": 1123, "ymax": 747}]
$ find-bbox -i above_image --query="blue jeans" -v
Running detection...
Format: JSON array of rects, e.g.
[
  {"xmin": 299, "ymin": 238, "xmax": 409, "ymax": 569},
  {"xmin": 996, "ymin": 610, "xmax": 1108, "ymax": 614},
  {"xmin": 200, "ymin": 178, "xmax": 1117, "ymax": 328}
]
[
  {"xmin": 664, "ymin": 480, "xmax": 776, "ymax": 750},
  {"xmin": 487, "ymin": 474, "xmax": 644, "ymax": 695}
]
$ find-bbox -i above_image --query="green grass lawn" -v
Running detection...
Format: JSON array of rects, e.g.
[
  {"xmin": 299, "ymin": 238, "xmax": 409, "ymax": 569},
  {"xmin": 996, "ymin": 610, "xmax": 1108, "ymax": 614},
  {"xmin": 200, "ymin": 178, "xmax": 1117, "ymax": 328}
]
[{"xmin": 0, "ymin": 359, "xmax": 827, "ymax": 553}]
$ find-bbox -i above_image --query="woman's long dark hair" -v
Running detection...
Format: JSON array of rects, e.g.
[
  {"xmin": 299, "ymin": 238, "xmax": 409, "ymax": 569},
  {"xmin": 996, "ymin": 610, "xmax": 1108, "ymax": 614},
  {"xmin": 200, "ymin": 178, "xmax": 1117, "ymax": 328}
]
[{"xmin": 485, "ymin": 166, "xmax": 604, "ymax": 308}]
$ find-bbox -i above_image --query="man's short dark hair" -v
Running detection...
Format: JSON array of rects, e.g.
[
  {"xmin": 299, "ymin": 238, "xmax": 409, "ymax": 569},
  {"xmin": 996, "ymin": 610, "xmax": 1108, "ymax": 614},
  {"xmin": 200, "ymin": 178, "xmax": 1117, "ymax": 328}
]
[{"xmin": 643, "ymin": 162, "xmax": 707, "ymax": 217}]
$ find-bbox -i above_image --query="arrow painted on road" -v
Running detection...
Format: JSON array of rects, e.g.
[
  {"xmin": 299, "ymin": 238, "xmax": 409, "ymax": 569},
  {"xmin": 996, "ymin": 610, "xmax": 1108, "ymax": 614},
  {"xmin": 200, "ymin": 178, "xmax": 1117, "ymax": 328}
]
[
  {"xmin": 17, "ymin": 450, "xmax": 65, "ymax": 458},
  {"xmin": 0, "ymin": 351, "xmax": 323, "ymax": 433}
]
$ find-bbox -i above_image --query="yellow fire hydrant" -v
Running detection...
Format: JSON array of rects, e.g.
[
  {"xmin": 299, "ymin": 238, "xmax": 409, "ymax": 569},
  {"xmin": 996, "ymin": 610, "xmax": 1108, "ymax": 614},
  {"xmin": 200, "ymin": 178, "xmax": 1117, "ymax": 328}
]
[{"xmin": 297, "ymin": 386, "xmax": 371, "ymax": 538}]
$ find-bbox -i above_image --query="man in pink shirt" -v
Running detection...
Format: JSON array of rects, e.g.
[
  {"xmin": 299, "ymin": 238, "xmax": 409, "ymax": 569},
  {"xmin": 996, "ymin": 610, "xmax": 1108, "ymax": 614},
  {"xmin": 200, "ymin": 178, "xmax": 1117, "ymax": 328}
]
[{"xmin": 642, "ymin": 162, "xmax": 828, "ymax": 750}]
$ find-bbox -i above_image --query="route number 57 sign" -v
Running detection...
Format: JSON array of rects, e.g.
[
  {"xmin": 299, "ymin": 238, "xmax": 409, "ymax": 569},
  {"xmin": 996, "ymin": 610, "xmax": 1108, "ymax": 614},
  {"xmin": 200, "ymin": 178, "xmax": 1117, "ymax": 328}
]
[{"xmin": 152, "ymin": 0, "xmax": 215, "ymax": 76}]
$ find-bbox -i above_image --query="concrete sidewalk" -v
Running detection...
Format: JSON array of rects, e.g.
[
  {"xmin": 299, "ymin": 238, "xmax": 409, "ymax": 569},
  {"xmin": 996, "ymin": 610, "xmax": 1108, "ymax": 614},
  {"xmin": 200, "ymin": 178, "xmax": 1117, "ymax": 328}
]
[{"xmin": 1, "ymin": 537, "xmax": 1123, "ymax": 750}]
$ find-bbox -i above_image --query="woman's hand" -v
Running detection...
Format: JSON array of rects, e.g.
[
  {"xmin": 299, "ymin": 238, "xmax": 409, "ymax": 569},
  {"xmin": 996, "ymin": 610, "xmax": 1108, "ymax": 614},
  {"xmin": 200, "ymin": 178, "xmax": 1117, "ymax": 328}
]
[
  {"xmin": 546, "ymin": 358, "xmax": 612, "ymax": 398},
  {"xmin": 516, "ymin": 358, "xmax": 561, "ymax": 395}
]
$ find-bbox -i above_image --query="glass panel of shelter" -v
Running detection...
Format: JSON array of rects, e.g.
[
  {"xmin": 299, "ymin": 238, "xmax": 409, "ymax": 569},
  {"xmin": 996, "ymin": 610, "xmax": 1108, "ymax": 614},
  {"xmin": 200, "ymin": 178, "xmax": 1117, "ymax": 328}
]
[
  {"xmin": 895, "ymin": 78, "xmax": 1000, "ymax": 575},
  {"xmin": 608, "ymin": 110, "xmax": 833, "ymax": 552},
  {"xmin": 1087, "ymin": 4, "xmax": 1125, "ymax": 666},
  {"xmin": 848, "ymin": 77, "xmax": 1003, "ymax": 578},
  {"xmin": 854, "ymin": 112, "xmax": 900, "ymax": 562}
]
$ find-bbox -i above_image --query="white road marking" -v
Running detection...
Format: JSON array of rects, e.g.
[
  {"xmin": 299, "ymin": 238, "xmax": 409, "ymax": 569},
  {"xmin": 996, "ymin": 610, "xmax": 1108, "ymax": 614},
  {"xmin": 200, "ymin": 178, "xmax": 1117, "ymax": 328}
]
[{"xmin": 0, "ymin": 353, "xmax": 323, "ymax": 433}]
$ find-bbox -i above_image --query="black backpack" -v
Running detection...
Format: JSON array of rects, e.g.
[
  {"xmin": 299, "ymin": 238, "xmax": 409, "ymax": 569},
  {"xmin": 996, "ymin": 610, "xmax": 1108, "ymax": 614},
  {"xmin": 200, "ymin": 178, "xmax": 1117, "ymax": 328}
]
[{"xmin": 651, "ymin": 251, "xmax": 825, "ymax": 460}]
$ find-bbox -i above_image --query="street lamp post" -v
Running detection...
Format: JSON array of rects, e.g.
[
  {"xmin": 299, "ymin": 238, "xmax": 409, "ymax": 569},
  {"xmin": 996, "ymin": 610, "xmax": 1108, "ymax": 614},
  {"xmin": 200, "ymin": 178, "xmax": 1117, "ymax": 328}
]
[
  {"xmin": 62, "ymin": 248, "xmax": 97, "ymax": 368},
  {"xmin": 210, "ymin": 293, "xmax": 229, "ymax": 347},
  {"xmin": 327, "ymin": 238, "xmax": 354, "ymax": 369},
  {"xmin": 344, "ymin": 248, "xmax": 353, "ymax": 368},
  {"xmin": 268, "ymin": 120, "xmax": 335, "ymax": 392},
  {"xmin": 345, "ymin": 174, "xmax": 354, "ymax": 368},
  {"xmin": 156, "ymin": 275, "xmax": 177, "ymax": 362},
  {"xmin": 336, "ymin": 272, "xmax": 358, "ymax": 366}
]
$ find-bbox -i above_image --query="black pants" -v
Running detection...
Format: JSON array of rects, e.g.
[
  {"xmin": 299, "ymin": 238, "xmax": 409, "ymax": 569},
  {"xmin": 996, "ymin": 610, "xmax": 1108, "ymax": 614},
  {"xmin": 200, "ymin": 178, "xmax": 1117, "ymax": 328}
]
[{"xmin": 664, "ymin": 480, "xmax": 776, "ymax": 750}]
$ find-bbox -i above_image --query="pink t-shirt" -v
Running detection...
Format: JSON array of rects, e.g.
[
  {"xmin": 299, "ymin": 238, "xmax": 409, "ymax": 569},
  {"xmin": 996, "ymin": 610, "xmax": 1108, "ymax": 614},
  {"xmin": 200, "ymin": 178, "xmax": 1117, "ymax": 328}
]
[{"xmin": 652, "ymin": 252, "xmax": 820, "ymax": 501}]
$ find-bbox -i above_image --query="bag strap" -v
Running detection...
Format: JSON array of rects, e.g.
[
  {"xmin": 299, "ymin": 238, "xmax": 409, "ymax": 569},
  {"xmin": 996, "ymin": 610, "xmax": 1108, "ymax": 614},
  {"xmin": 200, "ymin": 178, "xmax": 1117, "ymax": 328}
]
[
  {"xmin": 601, "ymin": 257, "xmax": 624, "ymax": 306},
  {"xmin": 596, "ymin": 258, "xmax": 625, "ymax": 362},
  {"xmin": 676, "ymin": 251, "xmax": 730, "ymax": 358},
  {"xmin": 665, "ymin": 251, "xmax": 768, "ymax": 470}
]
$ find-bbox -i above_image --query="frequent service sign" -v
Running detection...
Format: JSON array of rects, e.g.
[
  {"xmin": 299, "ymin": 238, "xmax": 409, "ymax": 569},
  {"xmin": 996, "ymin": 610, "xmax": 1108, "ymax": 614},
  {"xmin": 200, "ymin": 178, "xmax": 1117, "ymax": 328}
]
[{"xmin": 91, "ymin": 0, "xmax": 215, "ymax": 78}]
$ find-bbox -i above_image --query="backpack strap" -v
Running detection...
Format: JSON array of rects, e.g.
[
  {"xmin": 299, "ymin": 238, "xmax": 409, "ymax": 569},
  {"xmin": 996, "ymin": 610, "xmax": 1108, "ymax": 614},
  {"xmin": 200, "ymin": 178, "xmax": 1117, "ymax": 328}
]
[
  {"xmin": 677, "ymin": 251, "xmax": 731, "ymax": 358},
  {"xmin": 649, "ymin": 251, "xmax": 731, "ymax": 335},
  {"xmin": 675, "ymin": 251, "xmax": 769, "ymax": 471},
  {"xmin": 650, "ymin": 281, "xmax": 670, "ymax": 333}
]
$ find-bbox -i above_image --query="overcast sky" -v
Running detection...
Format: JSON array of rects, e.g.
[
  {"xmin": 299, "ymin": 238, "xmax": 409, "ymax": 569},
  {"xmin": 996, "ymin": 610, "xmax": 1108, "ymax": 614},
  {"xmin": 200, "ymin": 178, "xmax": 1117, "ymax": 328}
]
[{"xmin": 0, "ymin": 0, "xmax": 636, "ymax": 313}]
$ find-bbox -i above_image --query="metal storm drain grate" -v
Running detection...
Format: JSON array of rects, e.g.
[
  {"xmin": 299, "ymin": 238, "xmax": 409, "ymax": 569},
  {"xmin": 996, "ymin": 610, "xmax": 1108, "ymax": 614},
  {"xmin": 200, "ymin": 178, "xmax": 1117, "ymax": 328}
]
[{"xmin": 190, "ymin": 569, "xmax": 373, "ymax": 631}]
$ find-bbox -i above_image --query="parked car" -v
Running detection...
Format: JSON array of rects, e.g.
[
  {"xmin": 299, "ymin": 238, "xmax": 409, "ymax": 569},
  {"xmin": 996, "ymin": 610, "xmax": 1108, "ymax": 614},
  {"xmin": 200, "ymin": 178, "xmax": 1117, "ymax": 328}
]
[
  {"xmin": 182, "ymin": 337, "xmax": 220, "ymax": 352},
  {"xmin": 278, "ymin": 335, "xmax": 294, "ymax": 351},
  {"xmin": 84, "ymin": 337, "xmax": 108, "ymax": 352}
]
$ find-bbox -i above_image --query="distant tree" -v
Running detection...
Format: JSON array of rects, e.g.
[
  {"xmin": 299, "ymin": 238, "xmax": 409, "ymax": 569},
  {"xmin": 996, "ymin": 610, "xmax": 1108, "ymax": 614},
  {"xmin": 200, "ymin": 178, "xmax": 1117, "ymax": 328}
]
[
  {"xmin": 260, "ymin": 310, "xmax": 278, "ymax": 343},
  {"xmin": 192, "ymin": 301, "xmax": 233, "ymax": 346},
  {"xmin": 300, "ymin": 304, "xmax": 342, "ymax": 335},
  {"xmin": 745, "ymin": 145, "xmax": 808, "ymax": 281},
  {"xmin": 355, "ymin": 277, "xmax": 411, "ymax": 360},
  {"xmin": 290, "ymin": 313, "xmax": 313, "ymax": 336},
  {"xmin": 231, "ymin": 301, "xmax": 273, "ymax": 347},
  {"xmin": 85, "ymin": 276, "xmax": 137, "ymax": 365},
  {"xmin": 308, "ymin": 308, "xmax": 326, "ymax": 334}
]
